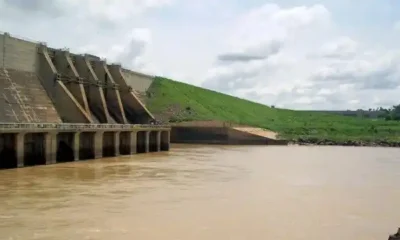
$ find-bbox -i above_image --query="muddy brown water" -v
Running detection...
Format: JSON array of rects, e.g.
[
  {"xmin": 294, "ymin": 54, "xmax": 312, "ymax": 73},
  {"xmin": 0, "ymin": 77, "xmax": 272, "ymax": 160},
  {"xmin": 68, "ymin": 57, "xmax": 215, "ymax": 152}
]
[{"xmin": 0, "ymin": 145, "xmax": 399, "ymax": 240}]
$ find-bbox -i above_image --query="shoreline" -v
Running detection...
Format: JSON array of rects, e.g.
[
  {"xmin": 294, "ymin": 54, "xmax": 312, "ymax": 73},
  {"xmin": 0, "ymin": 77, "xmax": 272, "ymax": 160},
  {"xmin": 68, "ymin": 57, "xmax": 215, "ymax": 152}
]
[{"xmin": 289, "ymin": 138, "xmax": 400, "ymax": 147}]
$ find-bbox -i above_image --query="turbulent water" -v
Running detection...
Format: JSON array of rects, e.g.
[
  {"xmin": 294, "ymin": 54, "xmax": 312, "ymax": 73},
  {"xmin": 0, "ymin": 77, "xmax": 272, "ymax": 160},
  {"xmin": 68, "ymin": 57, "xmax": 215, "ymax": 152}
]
[{"xmin": 0, "ymin": 145, "xmax": 399, "ymax": 240}]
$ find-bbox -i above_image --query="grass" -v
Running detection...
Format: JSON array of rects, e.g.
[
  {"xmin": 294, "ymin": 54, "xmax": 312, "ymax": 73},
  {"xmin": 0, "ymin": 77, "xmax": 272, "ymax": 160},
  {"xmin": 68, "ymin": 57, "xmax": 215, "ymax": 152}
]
[{"xmin": 145, "ymin": 77, "xmax": 400, "ymax": 143}]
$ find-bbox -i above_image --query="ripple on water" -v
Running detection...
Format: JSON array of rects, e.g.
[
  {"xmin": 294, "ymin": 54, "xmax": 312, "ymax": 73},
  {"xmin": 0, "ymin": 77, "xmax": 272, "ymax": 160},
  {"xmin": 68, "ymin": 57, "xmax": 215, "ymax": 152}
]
[{"xmin": 0, "ymin": 146, "xmax": 399, "ymax": 240}]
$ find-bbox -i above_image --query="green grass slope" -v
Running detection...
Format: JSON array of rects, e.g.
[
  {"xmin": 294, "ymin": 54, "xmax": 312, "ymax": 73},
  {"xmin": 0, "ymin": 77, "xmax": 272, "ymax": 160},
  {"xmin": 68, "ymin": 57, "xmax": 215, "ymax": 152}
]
[{"xmin": 146, "ymin": 77, "xmax": 400, "ymax": 143}]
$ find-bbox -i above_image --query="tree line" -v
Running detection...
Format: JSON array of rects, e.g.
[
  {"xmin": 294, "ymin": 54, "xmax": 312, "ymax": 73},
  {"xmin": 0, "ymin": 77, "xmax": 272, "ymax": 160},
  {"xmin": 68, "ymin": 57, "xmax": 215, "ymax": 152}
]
[{"xmin": 352, "ymin": 105, "xmax": 400, "ymax": 121}]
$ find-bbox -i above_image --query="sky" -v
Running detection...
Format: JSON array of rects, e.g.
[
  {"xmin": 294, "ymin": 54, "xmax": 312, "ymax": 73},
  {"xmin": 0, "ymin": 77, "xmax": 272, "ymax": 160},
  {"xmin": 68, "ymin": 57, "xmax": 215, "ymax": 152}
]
[{"xmin": 0, "ymin": 0, "xmax": 399, "ymax": 110}]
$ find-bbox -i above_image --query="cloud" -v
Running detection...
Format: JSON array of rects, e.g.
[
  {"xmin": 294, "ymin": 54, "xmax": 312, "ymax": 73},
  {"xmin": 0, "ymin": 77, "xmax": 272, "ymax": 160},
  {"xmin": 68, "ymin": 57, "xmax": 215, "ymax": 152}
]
[
  {"xmin": 201, "ymin": 3, "xmax": 400, "ymax": 110},
  {"xmin": 1, "ymin": 0, "xmax": 400, "ymax": 110},
  {"xmin": 202, "ymin": 3, "xmax": 332, "ymax": 94},
  {"xmin": 77, "ymin": 28, "xmax": 152, "ymax": 70},
  {"xmin": 217, "ymin": 40, "xmax": 283, "ymax": 63},
  {"xmin": 2, "ymin": 0, "xmax": 62, "ymax": 13},
  {"xmin": 0, "ymin": 0, "xmax": 173, "ymax": 25},
  {"xmin": 313, "ymin": 36, "xmax": 358, "ymax": 59}
]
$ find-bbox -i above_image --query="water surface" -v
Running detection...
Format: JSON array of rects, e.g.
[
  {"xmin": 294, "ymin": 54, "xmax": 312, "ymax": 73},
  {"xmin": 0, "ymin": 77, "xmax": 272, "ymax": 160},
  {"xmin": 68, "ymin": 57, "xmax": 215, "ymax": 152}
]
[{"xmin": 0, "ymin": 145, "xmax": 399, "ymax": 240}]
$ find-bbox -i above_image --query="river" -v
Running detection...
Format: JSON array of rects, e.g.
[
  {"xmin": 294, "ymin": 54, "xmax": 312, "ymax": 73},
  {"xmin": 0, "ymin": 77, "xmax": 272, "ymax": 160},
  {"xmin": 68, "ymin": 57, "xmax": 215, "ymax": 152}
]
[{"xmin": 0, "ymin": 145, "xmax": 399, "ymax": 240}]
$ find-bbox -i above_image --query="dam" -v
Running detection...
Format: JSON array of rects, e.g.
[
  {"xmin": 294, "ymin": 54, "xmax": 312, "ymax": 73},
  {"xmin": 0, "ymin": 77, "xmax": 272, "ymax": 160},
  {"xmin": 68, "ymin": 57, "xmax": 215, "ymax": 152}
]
[{"xmin": 0, "ymin": 32, "xmax": 170, "ymax": 169}]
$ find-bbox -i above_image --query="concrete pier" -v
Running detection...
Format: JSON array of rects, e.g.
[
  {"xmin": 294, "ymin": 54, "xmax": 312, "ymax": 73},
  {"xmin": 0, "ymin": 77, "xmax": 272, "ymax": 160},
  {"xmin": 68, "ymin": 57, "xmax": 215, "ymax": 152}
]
[{"xmin": 0, "ymin": 123, "xmax": 170, "ymax": 169}]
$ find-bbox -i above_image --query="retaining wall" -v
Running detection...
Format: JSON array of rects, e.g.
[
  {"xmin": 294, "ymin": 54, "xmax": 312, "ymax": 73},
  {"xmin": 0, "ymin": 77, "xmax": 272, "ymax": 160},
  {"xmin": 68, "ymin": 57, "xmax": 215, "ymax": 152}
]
[{"xmin": 171, "ymin": 126, "xmax": 287, "ymax": 145}]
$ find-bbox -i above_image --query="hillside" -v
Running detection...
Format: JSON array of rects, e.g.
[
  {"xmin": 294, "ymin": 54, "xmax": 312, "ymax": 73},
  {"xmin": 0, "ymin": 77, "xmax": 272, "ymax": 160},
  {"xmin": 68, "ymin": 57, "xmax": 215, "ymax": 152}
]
[{"xmin": 145, "ymin": 77, "xmax": 400, "ymax": 144}]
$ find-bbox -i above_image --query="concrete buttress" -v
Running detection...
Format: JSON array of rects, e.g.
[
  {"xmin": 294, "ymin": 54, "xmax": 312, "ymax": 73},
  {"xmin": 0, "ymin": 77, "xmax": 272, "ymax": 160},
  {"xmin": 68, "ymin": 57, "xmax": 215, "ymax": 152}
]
[
  {"xmin": 91, "ymin": 61, "xmax": 127, "ymax": 124},
  {"xmin": 73, "ymin": 55, "xmax": 112, "ymax": 123},
  {"xmin": 38, "ymin": 45, "xmax": 92, "ymax": 123},
  {"xmin": 107, "ymin": 64, "xmax": 155, "ymax": 123},
  {"xmin": 54, "ymin": 50, "xmax": 92, "ymax": 118}
]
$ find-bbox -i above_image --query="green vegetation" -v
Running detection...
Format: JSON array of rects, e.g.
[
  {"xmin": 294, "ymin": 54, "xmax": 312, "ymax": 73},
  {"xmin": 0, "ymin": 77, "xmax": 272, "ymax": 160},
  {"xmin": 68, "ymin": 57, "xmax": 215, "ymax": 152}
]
[
  {"xmin": 146, "ymin": 77, "xmax": 400, "ymax": 143},
  {"xmin": 377, "ymin": 105, "xmax": 400, "ymax": 121}
]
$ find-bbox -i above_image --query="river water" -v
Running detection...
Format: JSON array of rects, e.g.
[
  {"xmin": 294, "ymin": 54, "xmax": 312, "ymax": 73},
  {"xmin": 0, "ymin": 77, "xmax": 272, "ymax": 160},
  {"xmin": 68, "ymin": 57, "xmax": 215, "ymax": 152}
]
[{"xmin": 0, "ymin": 145, "xmax": 399, "ymax": 240}]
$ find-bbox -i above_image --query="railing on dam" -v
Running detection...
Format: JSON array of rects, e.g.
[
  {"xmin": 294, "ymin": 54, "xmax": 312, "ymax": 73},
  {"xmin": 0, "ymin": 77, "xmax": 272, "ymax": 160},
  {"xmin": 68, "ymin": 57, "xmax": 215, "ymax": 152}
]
[{"xmin": 0, "ymin": 122, "xmax": 171, "ymax": 131}]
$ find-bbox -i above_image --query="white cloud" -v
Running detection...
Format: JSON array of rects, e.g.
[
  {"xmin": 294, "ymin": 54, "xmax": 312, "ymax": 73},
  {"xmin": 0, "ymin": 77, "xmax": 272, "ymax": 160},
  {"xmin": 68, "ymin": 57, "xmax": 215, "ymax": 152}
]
[
  {"xmin": 201, "ymin": 3, "xmax": 400, "ymax": 110},
  {"xmin": 0, "ymin": 0, "xmax": 399, "ymax": 110},
  {"xmin": 314, "ymin": 36, "xmax": 359, "ymax": 59}
]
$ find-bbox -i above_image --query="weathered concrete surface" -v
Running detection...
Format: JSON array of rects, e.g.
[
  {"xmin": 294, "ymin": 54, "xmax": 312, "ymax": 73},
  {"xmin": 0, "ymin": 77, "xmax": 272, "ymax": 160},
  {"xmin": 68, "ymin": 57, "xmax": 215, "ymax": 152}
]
[
  {"xmin": 0, "ymin": 68, "xmax": 61, "ymax": 123},
  {"xmin": 0, "ymin": 33, "xmax": 37, "ymax": 72}
]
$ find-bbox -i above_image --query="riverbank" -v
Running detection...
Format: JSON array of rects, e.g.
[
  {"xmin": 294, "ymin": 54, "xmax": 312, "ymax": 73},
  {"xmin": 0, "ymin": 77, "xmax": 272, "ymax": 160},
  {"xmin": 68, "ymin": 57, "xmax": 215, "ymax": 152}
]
[{"xmin": 290, "ymin": 138, "xmax": 400, "ymax": 147}]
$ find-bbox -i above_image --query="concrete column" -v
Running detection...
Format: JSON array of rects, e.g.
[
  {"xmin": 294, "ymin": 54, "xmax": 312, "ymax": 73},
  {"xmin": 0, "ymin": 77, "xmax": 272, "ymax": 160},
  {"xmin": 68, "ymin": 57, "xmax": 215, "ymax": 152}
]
[
  {"xmin": 130, "ymin": 131, "xmax": 137, "ymax": 154},
  {"xmin": 145, "ymin": 131, "xmax": 150, "ymax": 153},
  {"xmin": 15, "ymin": 133, "xmax": 25, "ymax": 168},
  {"xmin": 73, "ymin": 132, "xmax": 80, "ymax": 161},
  {"xmin": 162, "ymin": 130, "xmax": 170, "ymax": 151},
  {"xmin": 156, "ymin": 131, "xmax": 161, "ymax": 152},
  {"xmin": 114, "ymin": 132, "xmax": 120, "ymax": 156},
  {"xmin": 45, "ymin": 132, "xmax": 57, "ymax": 165},
  {"xmin": 94, "ymin": 131, "xmax": 103, "ymax": 159}
]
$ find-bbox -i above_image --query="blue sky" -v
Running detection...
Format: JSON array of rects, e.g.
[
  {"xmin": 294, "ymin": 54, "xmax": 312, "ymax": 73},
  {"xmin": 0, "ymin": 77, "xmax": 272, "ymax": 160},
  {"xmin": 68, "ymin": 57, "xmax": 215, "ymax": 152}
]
[{"xmin": 1, "ymin": 0, "xmax": 399, "ymax": 110}]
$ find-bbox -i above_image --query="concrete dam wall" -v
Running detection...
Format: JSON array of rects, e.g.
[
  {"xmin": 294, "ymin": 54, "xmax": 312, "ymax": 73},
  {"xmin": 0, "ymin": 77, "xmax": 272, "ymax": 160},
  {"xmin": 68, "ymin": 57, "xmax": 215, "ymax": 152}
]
[
  {"xmin": 171, "ymin": 121, "xmax": 288, "ymax": 145},
  {"xmin": 0, "ymin": 32, "xmax": 155, "ymax": 124}
]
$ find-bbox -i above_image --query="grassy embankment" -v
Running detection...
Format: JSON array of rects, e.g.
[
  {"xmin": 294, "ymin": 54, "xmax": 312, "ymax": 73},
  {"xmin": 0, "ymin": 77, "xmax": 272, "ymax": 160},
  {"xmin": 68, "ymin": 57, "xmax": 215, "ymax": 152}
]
[{"xmin": 145, "ymin": 77, "xmax": 400, "ymax": 145}]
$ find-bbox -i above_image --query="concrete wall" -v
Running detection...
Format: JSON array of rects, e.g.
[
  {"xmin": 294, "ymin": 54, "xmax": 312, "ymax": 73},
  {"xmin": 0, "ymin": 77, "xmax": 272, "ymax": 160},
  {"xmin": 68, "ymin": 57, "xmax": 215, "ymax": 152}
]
[
  {"xmin": 171, "ymin": 126, "xmax": 287, "ymax": 145},
  {"xmin": 121, "ymin": 69, "xmax": 154, "ymax": 92},
  {"xmin": 1, "ymin": 69, "xmax": 61, "ymax": 123},
  {"xmin": 0, "ymin": 33, "xmax": 37, "ymax": 72},
  {"xmin": 171, "ymin": 127, "xmax": 229, "ymax": 144}
]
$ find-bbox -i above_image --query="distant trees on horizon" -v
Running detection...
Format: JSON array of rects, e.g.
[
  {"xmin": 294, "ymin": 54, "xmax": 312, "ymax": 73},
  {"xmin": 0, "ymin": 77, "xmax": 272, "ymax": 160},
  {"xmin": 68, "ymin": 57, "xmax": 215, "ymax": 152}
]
[{"xmin": 350, "ymin": 105, "xmax": 400, "ymax": 121}]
